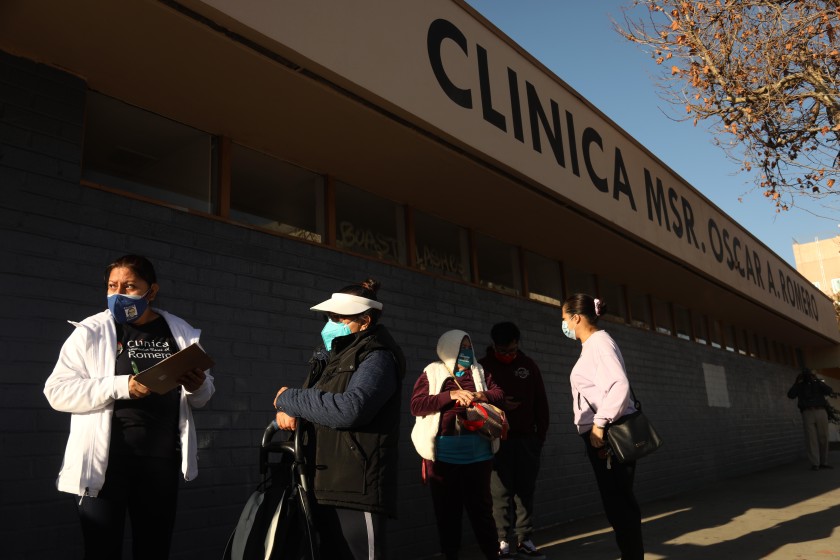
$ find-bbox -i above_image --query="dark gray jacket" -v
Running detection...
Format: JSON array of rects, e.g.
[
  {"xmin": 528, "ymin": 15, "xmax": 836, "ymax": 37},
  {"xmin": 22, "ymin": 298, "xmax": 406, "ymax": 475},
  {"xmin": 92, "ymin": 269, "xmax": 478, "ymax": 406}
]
[
  {"xmin": 275, "ymin": 325, "xmax": 405, "ymax": 516},
  {"xmin": 788, "ymin": 376, "xmax": 833, "ymax": 411}
]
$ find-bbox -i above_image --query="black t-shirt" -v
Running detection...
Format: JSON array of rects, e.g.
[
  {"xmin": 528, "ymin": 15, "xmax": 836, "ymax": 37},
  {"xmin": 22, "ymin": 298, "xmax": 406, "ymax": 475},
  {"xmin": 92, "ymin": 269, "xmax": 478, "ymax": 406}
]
[{"xmin": 111, "ymin": 317, "xmax": 181, "ymax": 458}]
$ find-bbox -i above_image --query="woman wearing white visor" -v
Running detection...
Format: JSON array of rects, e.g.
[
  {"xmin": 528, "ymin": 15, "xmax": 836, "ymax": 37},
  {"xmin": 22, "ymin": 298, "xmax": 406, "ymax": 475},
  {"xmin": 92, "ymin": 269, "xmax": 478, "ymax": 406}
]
[{"xmin": 273, "ymin": 278, "xmax": 405, "ymax": 560}]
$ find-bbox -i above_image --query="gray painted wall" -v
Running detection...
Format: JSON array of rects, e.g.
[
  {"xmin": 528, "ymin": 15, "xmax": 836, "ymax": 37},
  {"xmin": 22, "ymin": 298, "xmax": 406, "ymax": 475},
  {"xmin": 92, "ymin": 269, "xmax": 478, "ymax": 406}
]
[{"xmin": 0, "ymin": 50, "xmax": 804, "ymax": 559}]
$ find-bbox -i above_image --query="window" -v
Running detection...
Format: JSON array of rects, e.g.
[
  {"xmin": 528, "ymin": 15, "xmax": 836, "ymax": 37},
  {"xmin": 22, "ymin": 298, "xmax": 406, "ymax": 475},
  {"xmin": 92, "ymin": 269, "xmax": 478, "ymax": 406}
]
[
  {"xmin": 475, "ymin": 233, "xmax": 521, "ymax": 295},
  {"xmin": 736, "ymin": 329, "xmax": 749, "ymax": 356},
  {"xmin": 524, "ymin": 252, "xmax": 562, "ymax": 305},
  {"xmin": 709, "ymin": 319, "xmax": 723, "ymax": 349},
  {"xmin": 414, "ymin": 211, "xmax": 470, "ymax": 281},
  {"xmin": 628, "ymin": 289, "xmax": 651, "ymax": 330},
  {"xmin": 832, "ymin": 278, "xmax": 840, "ymax": 295},
  {"xmin": 565, "ymin": 264, "xmax": 595, "ymax": 297},
  {"xmin": 692, "ymin": 312, "xmax": 709, "ymax": 345},
  {"xmin": 723, "ymin": 324, "xmax": 736, "ymax": 352},
  {"xmin": 745, "ymin": 330, "xmax": 757, "ymax": 357},
  {"xmin": 652, "ymin": 297, "xmax": 673, "ymax": 336},
  {"xmin": 229, "ymin": 144, "xmax": 324, "ymax": 242},
  {"xmin": 674, "ymin": 305, "xmax": 692, "ymax": 340},
  {"xmin": 774, "ymin": 342, "xmax": 785, "ymax": 364},
  {"xmin": 755, "ymin": 334, "xmax": 770, "ymax": 360},
  {"xmin": 335, "ymin": 181, "xmax": 406, "ymax": 264},
  {"xmin": 82, "ymin": 92, "xmax": 214, "ymax": 212},
  {"xmin": 720, "ymin": 323, "xmax": 735, "ymax": 352},
  {"xmin": 598, "ymin": 277, "xmax": 627, "ymax": 322},
  {"xmin": 780, "ymin": 343, "xmax": 793, "ymax": 366}
]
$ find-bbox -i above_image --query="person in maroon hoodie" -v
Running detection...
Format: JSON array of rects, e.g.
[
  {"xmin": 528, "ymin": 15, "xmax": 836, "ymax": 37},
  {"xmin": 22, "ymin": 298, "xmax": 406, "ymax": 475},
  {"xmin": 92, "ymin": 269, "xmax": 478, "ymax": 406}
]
[{"xmin": 479, "ymin": 322, "xmax": 549, "ymax": 559}]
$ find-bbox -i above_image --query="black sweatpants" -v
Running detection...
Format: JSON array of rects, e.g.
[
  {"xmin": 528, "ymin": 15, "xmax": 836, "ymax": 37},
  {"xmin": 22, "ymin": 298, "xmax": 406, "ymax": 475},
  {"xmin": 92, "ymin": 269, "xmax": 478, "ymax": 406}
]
[
  {"xmin": 77, "ymin": 455, "xmax": 180, "ymax": 560},
  {"xmin": 582, "ymin": 432, "xmax": 644, "ymax": 560},
  {"xmin": 314, "ymin": 504, "xmax": 387, "ymax": 560},
  {"xmin": 427, "ymin": 459, "xmax": 499, "ymax": 560}
]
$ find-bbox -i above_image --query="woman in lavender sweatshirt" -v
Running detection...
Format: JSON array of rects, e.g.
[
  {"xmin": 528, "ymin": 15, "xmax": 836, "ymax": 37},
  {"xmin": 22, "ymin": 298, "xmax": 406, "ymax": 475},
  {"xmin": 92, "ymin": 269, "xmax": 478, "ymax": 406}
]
[{"xmin": 561, "ymin": 293, "xmax": 644, "ymax": 560}]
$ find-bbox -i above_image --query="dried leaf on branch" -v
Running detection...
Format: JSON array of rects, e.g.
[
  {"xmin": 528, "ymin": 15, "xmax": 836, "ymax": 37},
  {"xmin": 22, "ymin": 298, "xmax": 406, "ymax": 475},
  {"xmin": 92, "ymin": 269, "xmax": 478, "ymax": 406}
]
[{"xmin": 615, "ymin": 0, "xmax": 840, "ymax": 212}]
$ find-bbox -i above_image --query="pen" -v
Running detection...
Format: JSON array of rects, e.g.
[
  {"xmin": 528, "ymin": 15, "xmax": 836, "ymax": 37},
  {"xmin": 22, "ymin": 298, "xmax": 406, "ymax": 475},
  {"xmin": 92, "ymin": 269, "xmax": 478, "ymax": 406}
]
[{"xmin": 131, "ymin": 360, "xmax": 140, "ymax": 375}]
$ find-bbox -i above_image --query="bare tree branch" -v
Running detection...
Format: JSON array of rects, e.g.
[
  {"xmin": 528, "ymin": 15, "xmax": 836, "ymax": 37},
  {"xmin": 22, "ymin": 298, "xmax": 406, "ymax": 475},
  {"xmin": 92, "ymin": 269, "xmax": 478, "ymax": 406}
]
[{"xmin": 615, "ymin": 0, "xmax": 840, "ymax": 212}]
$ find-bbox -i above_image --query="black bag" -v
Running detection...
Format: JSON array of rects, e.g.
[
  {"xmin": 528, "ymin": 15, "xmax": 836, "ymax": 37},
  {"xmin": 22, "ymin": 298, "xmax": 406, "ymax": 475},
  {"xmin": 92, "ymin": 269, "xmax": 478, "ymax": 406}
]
[
  {"xmin": 606, "ymin": 406, "xmax": 663, "ymax": 463},
  {"xmin": 583, "ymin": 386, "xmax": 663, "ymax": 463}
]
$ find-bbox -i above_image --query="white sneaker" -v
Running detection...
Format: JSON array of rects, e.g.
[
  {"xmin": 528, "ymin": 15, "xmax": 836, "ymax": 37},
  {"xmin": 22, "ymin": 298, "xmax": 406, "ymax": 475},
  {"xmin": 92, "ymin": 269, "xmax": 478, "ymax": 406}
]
[{"xmin": 499, "ymin": 539, "xmax": 514, "ymax": 559}]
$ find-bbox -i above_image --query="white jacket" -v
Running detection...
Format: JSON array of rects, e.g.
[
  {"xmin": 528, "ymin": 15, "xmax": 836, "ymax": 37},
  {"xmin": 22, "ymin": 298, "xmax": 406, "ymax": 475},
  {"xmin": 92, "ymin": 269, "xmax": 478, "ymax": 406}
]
[
  {"xmin": 44, "ymin": 309, "xmax": 215, "ymax": 497},
  {"xmin": 411, "ymin": 330, "xmax": 499, "ymax": 460}
]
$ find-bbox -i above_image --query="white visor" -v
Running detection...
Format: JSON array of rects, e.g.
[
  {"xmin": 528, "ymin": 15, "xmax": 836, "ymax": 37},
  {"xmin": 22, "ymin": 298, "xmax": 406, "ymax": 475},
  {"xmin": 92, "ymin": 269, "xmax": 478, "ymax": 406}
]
[{"xmin": 310, "ymin": 293, "xmax": 383, "ymax": 315}]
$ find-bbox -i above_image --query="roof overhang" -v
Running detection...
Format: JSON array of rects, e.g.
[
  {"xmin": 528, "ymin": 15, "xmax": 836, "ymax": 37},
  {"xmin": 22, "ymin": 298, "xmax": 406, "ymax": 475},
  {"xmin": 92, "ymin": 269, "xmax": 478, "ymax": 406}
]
[{"xmin": 2, "ymin": 0, "xmax": 837, "ymax": 354}]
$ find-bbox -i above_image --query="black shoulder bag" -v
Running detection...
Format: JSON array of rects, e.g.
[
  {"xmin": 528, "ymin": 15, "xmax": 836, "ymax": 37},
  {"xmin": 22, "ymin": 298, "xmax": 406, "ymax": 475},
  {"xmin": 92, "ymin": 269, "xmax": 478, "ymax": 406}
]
[{"xmin": 584, "ymin": 387, "xmax": 663, "ymax": 463}]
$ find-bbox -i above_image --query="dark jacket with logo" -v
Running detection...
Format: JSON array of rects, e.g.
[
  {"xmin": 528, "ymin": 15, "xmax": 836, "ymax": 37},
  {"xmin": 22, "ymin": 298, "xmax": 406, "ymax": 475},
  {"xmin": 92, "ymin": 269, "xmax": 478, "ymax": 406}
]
[
  {"xmin": 479, "ymin": 347, "xmax": 549, "ymax": 443},
  {"xmin": 296, "ymin": 325, "xmax": 405, "ymax": 517}
]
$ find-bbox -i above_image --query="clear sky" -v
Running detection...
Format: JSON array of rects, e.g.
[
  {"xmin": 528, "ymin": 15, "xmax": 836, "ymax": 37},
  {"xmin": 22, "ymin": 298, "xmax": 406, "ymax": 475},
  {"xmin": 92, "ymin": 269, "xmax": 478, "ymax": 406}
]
[{"xmin": 464, "ymin": 0, "xmax": 836, "ymax": 267}]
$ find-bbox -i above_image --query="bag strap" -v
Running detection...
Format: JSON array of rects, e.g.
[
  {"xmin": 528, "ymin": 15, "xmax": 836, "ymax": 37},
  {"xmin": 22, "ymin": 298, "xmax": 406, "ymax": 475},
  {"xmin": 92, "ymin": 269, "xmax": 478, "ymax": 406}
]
[{"xmin": 629, "ymin": 385, "xmax": 641, "ymax": 410}]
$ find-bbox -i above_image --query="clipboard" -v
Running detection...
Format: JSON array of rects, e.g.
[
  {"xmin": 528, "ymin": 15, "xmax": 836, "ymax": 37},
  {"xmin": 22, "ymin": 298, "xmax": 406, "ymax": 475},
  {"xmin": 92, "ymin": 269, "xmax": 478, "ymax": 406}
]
[{"xmin": 133, "ymin": 343, "xmax": 214, "ymax": 395}]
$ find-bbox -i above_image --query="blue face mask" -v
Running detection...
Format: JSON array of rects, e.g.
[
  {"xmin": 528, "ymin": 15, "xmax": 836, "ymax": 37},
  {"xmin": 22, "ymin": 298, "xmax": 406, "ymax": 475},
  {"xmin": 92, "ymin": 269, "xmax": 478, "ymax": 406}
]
[
  {"xmin": 456, "ymin": 348, "xmax": 474, "ymax": 371},
  {"xmin": 107, "ymin": 290, "xmax": 150, "ymax": 324},
  {"xmin": 562, "ymin": 320, "xmax": 577, "ymax": 341},
  {"xmin": 321, "ymin": 320, "xmax": 353, "ymax": 351}
]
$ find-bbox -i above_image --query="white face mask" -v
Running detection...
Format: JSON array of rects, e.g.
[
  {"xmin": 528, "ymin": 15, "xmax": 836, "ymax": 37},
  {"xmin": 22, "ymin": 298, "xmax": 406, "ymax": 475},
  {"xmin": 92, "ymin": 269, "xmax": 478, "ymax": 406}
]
[{"xmin": 562, "ymin": 320, "xmax": 577, "ymax": 341}]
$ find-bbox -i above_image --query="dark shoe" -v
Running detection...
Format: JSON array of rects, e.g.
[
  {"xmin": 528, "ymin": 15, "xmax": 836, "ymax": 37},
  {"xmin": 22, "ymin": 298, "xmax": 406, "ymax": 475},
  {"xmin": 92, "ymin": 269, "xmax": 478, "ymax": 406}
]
[
  {"xmin": 516, "ymin": 540, "xmax": 546, "ymax": 559},
  {"xmin": 811, "ymin": 465, "xmax": 820, "ymax": 471},
  {"xmin": 819, "ymin": 464, "xmax": 833, "ymax": 469}
]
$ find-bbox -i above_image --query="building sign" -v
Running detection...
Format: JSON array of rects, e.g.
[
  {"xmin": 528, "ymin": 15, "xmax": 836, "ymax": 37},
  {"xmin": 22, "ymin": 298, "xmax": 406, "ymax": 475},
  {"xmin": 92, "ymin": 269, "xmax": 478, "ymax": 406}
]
[
  {"xmin": 424, "ymin": 16, "xmax": 821, "ymax": 325},
  {"xmin": 198, "ymin": 0, "xmax": 830, "ymax": 336}
]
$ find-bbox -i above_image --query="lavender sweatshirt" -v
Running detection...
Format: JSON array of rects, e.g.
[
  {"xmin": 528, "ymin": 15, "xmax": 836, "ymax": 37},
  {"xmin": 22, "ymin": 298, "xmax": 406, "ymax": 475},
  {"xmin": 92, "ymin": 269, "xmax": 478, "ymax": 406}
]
[{"xmin": 570, "ymin": 330, "xmax": 636, "ymax": 433}]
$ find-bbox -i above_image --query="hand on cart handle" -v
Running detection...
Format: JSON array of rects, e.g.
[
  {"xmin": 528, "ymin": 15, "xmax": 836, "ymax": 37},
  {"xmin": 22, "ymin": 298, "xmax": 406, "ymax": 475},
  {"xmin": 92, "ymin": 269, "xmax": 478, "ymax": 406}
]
[
  {"xmin": 274, "ymin": 386, "xmax": 298, "ymax": 431},
  {"xmin": 276, "ymin": 411, "xmax": 297, "ymax": 431}
]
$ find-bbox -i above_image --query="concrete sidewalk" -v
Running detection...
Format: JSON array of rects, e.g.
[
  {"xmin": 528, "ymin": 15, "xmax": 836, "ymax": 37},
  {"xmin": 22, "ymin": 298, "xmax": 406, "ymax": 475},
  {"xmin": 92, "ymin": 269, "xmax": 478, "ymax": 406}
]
[{"xmin": 461, "ymin": 449, "xmax": 840, "ymax": 559}]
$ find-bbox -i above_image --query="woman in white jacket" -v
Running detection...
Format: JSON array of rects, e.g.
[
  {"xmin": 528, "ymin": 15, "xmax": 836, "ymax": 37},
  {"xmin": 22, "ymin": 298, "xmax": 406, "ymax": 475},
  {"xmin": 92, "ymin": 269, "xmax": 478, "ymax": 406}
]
[
  {"xmin": 44, "ymin": 255, "xmax": 215, "ymax": 560},
  {"xmin": 410, "ymin": 330, "xmax": 505, "ymax": 560}
]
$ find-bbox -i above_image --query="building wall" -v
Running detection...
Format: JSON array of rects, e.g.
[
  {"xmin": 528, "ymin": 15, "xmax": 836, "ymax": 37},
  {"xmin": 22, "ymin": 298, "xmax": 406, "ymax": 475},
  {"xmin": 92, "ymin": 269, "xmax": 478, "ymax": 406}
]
[
  {"xmin": 794, "ymin": 236, "xmax": 840, "ymax": 298},
  {"xmin": 1, "ymin": 50, "xmax": 806, "ymax": 560}
]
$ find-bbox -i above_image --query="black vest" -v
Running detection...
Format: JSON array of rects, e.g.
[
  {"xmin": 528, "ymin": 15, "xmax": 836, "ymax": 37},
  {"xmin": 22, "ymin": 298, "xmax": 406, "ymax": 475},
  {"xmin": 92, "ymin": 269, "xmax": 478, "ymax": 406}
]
[{"xmin": 303, "ymin": 325, "xmax": 405, "ymax": 516}]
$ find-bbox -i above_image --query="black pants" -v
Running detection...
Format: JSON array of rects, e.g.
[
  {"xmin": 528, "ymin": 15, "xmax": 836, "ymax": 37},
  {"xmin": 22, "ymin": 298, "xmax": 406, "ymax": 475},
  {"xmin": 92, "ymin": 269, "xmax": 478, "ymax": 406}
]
[
  {"xmin": 314, "ymin": 504, "xmax": 387, "ymax": 560},
  {"xmin": 77, "ymin": 455, "xmax": 180, "ymax": 560},
  {"xmin": 427, "ymin": 459, "xmax": 498, "ymax": 560},
  {"xmin": 582, "ymin": 433, "xmax": 644, "ymax": 560},
  {"xmin": 491, "ymin": 435, "xmax": 542, "ymax": 543}
]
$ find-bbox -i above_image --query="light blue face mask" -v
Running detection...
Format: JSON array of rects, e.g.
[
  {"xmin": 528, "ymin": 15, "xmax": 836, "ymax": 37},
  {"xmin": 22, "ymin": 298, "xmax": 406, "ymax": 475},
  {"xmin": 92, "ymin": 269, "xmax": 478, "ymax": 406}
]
[
  {"xmin": 107, "ymin": 290, "xmax": 150, "ymax": 324},
  {"xmin": 321, "ymin": 320, "xmax": 352, "ymax": 351},
  {"xmin": 562, "ymin": 320, "xmax": 577, "ymax": 341}
]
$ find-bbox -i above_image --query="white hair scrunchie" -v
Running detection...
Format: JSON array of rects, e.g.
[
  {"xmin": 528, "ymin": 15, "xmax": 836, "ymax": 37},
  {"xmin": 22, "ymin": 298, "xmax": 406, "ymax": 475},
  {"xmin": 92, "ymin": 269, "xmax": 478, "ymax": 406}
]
[{"xmin": 594, "ymin": 298, "xmax": 602, "ymax": 316}]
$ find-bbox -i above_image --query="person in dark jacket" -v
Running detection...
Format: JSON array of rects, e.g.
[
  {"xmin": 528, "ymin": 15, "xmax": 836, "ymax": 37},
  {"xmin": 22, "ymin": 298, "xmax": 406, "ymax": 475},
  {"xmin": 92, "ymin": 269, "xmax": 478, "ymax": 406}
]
[
  {"xmin": 788, "ymin": 368, "xmax": 834, "ymax": 471},
  {"xmin": 479, "ymin": 322, "xmax": 549, "ymax": 559},
  {"xmin": 273, "ymin": 278, "xmax": 405, "ymax": 560}
]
